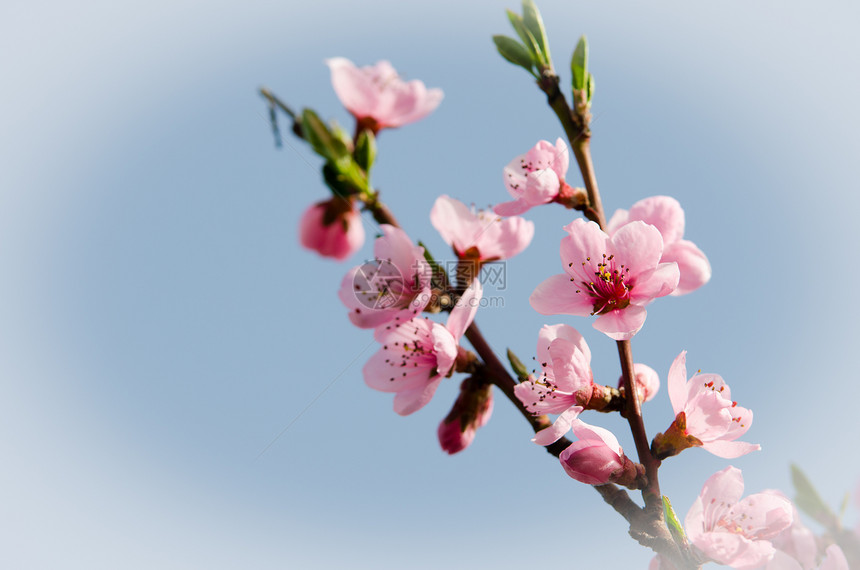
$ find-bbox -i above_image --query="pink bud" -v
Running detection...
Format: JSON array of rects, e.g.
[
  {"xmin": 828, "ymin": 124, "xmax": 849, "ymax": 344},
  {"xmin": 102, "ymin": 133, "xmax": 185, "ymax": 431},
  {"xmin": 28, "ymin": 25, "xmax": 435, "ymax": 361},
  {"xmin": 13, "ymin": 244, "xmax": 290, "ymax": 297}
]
[
  {"xmin": 617, "ymin": 363, "xmax": 660, "ymax": 402},
  {"xmin": 559, "ymin": 420, "xmax": 641, "ymax": 487},
  {"xmin": 438, "ymin": 376, "xmax": 493, "ymax": 455},
  {"xmin": 299, "ymin": 198, "xmax": 364, "ymax": 261}
]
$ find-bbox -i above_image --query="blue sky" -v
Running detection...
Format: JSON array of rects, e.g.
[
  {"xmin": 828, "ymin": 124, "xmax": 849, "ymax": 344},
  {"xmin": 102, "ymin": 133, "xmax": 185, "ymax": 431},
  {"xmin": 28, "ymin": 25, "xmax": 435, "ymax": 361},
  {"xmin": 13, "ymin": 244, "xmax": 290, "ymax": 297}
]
[{"xmin": 2, "ymin": 0, "xmax": 860, "ymax": 568}]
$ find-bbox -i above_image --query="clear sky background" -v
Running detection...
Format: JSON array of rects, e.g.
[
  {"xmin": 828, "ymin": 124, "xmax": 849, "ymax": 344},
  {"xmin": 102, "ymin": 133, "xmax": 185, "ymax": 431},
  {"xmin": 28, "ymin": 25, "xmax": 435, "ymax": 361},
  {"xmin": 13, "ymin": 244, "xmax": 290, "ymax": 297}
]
[{"xmin": 2, "ymin": 0, "xmax": 859, "ymax": 568}]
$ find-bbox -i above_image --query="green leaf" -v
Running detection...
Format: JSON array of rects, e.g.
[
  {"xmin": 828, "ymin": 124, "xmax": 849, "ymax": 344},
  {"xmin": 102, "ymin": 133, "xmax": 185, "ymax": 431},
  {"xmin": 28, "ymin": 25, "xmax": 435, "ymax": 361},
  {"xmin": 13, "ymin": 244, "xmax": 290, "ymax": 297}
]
[
  {"xmin": 493, "ymin": 35, "xmax": 535, "ymax": 73},
  {"xmin": 507, "ymin": 348, "xmax": 530, "ymax": 382},
  {"xmin": 521, "ymin": 0, "xmax": 550, "ymax": 65},
  {"xmin": 354, "ymin": 129, "xmax": 377, "ymax": 172},
  {"xmin": 586, "ymin": 73, "xmax": 596, "ymax": 104},
  {"xmin": 791, "ymin": 464, "xmax": 837, "ymax": 526},
  {"xmin": 571, "ymin": 35, "xmax": 589, "ymax": 91},
  {"xmin": 506, "ymin": 10, "xmax": 545, "ymax": 67},
  {"xmin": 662, "ymin": 496, "xmax": 688, "ymax": 548},
  {"xmin": 301, "ymin": 108, "xmax": 349, "ymax": 162}
]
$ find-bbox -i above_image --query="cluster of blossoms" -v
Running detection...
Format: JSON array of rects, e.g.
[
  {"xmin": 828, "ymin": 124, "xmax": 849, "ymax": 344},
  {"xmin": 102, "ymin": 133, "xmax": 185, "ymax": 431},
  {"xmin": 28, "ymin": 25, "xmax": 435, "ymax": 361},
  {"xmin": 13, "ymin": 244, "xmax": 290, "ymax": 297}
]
[{"xmin": 279, "ymin": 20, "xmax": 857, "ymax": 565}]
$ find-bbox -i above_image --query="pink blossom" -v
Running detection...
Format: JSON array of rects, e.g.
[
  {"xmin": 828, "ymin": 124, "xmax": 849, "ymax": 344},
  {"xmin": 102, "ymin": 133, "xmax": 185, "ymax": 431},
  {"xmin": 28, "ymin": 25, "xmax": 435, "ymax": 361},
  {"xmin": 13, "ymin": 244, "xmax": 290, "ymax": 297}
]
[
  {"xmin": 514, "ymin": 324, "xmax": 593, "ymax": 416},
  {"xmin": 529, "ymin": 218, "xmax": 679, "ymax": 340},
  {"xmin": 607, "ymin": 196, "xmax": 711, "ymax": 296},
  {"xmin": 819, "ymin": 545, "xmax": 849, "ymax": 570},
  {"xmin": 617, "ymin": 362, "xmax": 660, "ymax": 403},
  {"xmin": 557, "ymin": 419, "xmax": 642, "ymax": 487},
  {"xmin": 495, "ymin": 138, "xmax": 572, "ymax": 215},
  {"xmin": 339, "ymin": 224, "xmax": 432, "ymax": 329},
  {"xmin": 685, "ymin": 466, "xmax": 793, "ymax": 570},
  {"xmin": 430, "ymin": 195, "xmax": 534, "ymax": 261},
  {"xmin": 326, "ymin": 58, "xmax": 443, "ymax": 133},
  {"xmin": 437, "ymin": 377, "xmax": 494, "ymax": 455},
  {"xmin": 664, "ymin": 351, "xmax": 760, "ymax": 459},
  {"xmin": 363, "ymin": 280, "xmax": 481, "ymax": 416},
  {"xmin": 299, "ymin": 197, "xmax": 364, "ymax": 260}
]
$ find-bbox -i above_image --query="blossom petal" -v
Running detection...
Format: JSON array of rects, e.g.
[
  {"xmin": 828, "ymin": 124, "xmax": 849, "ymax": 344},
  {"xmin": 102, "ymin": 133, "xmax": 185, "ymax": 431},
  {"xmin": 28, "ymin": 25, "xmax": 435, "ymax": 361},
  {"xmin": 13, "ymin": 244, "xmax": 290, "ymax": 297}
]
[
  {"xmin": 593, "ymin": 306, "xmax": 647, "ymax": 341},
  {"xmin": 609, "ymin": 221, "xmax": 664, "ymax": 277},
  {"xmin": 629, "ymin": 262, "xmax": 680, "ymax": 302},
  {"xmin": 532, "ymin": 406, "xmax": 583, "ymax": 446},
  {"xmin": 627, "ymin": 196, "xmax": 686, "ymax": 244},
  {"xmin": 493, "ymin": 199, "xmax": 531, "ymax": 216},
  {"xmin": 430, "ymin": 195, "xmax": 475, "ymax": 254},
  {"xmin": 701, "ymin": 440, "xmax": 761, "ymax": 459},
  {"xmin": 446, "ymin": 279, "xmax": 482, "ymax": 340},
  {"xmin": 393, "ymin": 376, "xmax": 444, "ymax": 416},
  {"xmin": 530, "ymin": 274, "xmax": 594, "ymax": 316},
  {"xmin": 667, "ymin": 351, "xmax": 688, "ymax": 414},
  {"xmin": 560, "ymin": 219, "xmax": 611, "ymax": 280},
  {"xmin": 663, "ymin": 239, "xmax": 712, "ymax": 296}
]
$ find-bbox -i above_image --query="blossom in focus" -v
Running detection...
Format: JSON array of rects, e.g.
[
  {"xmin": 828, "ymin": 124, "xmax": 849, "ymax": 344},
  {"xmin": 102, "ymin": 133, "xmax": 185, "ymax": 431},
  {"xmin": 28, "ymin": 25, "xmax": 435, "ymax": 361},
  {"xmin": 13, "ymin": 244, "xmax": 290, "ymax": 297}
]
[
  {"xmin": 607, "ymin": 196, "xmax": 711, "ymax": 296},
  {"xmin": 326, "ymin": 58, "xmax": 443, "ymax": 133},
  {"xmin": 617, "ymin": 362, "xmax": 660, "ymax": 403},
  {"xmin": 656, "ymin": 351, "xmax": 760, "ymax": 459},
  {"xmin": 514, "ymin": 324, "xmax": 593, "ymax": 416},
  {"xmin": 494, "ymin": 138, "xmax": 574, "ymax": 215},
  {"xmin": 437, "ymin": 376, "xmax": 494, "ymax": 455},
  {"xmin": 685, "ymin": 466, "xmax": 793, "ymax": 570},
  {"xmin": 299, "ymin": 197, "xmax": 365, "ymax": 261},
  {"xmin": 529, "ymin": 218, "xmax": 679, "ymax": 340},
  {"xmin": 557, "ymin": 419, "xmax": 643, "ymax": 487},
  {"xmin": 339, "ymin": 224, "xmax": 432, "ymax": 329},
  {"xmin": 430, "ymin": 195, "xmax": 534, "ymax": 262},
  {"xmin": 363, "ymin": 280, "xmax": 481, "ymax": 416}
]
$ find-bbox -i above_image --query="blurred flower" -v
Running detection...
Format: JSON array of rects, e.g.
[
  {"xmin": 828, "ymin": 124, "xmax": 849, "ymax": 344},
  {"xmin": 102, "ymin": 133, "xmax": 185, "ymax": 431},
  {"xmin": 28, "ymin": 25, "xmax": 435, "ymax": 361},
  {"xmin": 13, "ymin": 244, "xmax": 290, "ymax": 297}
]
[
  {"xmin": 685, "ymin": 466, "xmax": 793, "ymax": 570},
  {"xmin": 326, "ymin": 58, "xmax": 443, "ymax": 133},
  {"xmin": 494, "ymin": 138, "xmax": 573, "ymax": 215},
  {"xmin": 437, "ymin": 376, "xmax": 493, "ymax": 455},
  {"xmin": 607, "ymin": 196, "xmax": 711, "ymax": 296},
  {"xmin": 617, "ymin": 362, "xmax": 660, "ymax": 403},
  {"xmin": 530, "ymin": 218, "xmax": 679, "ymax": 340},
  {"xmin": 299, "ymin": 197, "xmax": 364, "ymax": 260},
  {"xmin": 430, "ymin": 195, "xmax": 534, "ymax": 262},
  {"xmin": 363, "ymin": 280, "xmax": 481, "ymax": 415},
  {"xmin": 339, "ymin": 224, "xmax": 432, "ymax": 329}
]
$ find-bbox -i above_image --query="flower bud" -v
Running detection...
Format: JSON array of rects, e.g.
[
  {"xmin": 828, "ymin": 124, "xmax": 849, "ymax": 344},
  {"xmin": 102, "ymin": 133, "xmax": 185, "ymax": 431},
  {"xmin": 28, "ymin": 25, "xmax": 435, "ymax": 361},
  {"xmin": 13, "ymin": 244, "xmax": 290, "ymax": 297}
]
[
  {"xmin": 437, "ymin": 376, "xmax": 493, "ymax": 455},
  {"xmin": 299, "ymin": 197, "xmax": 364, "ymax": 261},
  {"xmin": 559, "ymin": 420, "xmax": 644, "ymax": 489},
  {"xmin": 617, "ymin": 363, "xmax": 659, "ymax": 403}
]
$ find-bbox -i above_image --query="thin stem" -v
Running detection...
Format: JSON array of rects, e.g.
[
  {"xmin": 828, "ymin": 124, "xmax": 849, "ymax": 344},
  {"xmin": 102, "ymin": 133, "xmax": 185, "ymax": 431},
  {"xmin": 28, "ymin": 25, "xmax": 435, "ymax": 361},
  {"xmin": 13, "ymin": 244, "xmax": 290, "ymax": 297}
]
[
  {"xmin": 259, "ymin": 87, "xmax": 296, "ymax": 119},
  {"xmin": 617, "ymin": 340, "xmax": 662, "ymax": 509}
]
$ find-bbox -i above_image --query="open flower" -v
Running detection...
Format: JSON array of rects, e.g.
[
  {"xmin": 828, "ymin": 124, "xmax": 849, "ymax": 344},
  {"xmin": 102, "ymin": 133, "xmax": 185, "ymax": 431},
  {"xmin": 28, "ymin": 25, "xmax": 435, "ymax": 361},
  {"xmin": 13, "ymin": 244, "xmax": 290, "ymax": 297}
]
[
  {"xmin": 299, "ymin": 197, "xmax": 365, "ymax": 261},
  {"xmin": 437, "ymin": 376, "xmax": 494, "ymax": 455},
  {"xmin": 607, "ymin": 196, "xmax": 711, "ymax": 296},
  {"xmin": 339, "ymin": 224, "xmax": 432, "ymax": 329},
  {"xmin": 514, "ymin": 324, "xmax": 593, "ymax": 416},
  {"xmin": 685, "ymin": 466, "xmax": 793, "ymax": 570},
  {"xmin": 363, "ymin": 280, "xmax": 481, "ymax": 416},
  {"xmin": 653, "ymin": 351, "xmax": 760, "ymax": 459},
  {"xmin": 430, "ymin": 195, "xmax": 534, "ymax": 262},
  {"xmin": 530, "ymin": 218, "xmax": 679, "ymax": 340},
  {"xmin": 495, "ymin": 138, "xmax": 573, "ymax": 215},
  {"xmin": 326, "ymin": 58, "xmax": 443, "ymax": 133}
]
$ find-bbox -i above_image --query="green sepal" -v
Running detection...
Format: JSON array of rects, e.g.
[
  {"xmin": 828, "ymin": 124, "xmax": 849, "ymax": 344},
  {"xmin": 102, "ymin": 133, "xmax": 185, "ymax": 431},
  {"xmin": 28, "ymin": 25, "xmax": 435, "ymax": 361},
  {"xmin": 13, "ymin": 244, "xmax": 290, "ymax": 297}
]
[
  {"xmin": 301, "ymin": 108, "xmax": 349, "ymax": 162},
  {"xmin": 507, "ymin": 348, "xmax": 530, "ymax": 382},
  {"xmin": 354, "ymin": 129, "xmax": 377, "ymax": 172},
  {"xmin": 493, "ymin": 35, "xmax": 536, "ymax": 74}
]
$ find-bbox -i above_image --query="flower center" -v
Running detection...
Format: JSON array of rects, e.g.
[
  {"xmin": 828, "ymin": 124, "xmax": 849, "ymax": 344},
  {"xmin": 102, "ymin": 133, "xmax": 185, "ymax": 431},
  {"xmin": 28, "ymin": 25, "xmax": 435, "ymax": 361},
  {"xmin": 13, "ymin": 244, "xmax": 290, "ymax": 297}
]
[{"xmin": 575, "ymin": 253, "xmax": 631, "ymax": 315}]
